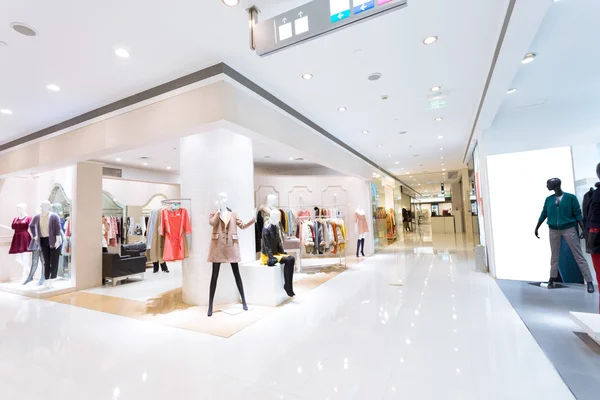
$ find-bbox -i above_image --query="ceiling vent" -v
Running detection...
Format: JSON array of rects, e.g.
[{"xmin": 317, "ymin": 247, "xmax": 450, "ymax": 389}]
[
  {"xmin": 102, "ymin": 167, "xmax": 122, "ymax": 178},
  {"xmin": 368, "ymin": 72, "xmax": 382, "ymax": 81},
  {"xmin": 447, "ymin": 171, "xmax": 459, "ymax": 180},
  {"xmin": 290, "ymin": 157, "xmax": 304, "ymax": 161},
  {"xmin": 139, "ymin": 156, "xmax": 150, "ymax": 160},
  {"xmin": 11, "ymin": 23, "xmax": 37, "ymax": 36}
]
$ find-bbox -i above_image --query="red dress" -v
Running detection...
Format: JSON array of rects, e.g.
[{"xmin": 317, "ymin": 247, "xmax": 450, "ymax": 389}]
[
  {"xmin": 9, "ymin": 216, "xmax": 32, "ymax": 254},
  {"xmin": 159, "ymin": 208, "xmax": 192, "ymax": 261}
]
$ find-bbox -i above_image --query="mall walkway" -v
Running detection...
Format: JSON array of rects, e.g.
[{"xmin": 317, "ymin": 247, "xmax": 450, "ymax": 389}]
[{"xmin": 0, "ymin": 232, "xmax": 574, "ymax": 399}]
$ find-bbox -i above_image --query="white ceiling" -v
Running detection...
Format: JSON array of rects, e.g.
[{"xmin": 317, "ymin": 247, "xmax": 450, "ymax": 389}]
[{"xmin": 0, "ymin": 0, "xmax": 511, "ymax": 179}]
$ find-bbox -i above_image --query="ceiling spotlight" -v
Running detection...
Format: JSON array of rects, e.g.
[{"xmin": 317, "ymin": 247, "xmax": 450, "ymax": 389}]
[
  {"xmin": 440, "ymin": 156, "xmax": 444, "ymax": 159},
  {"xmin": 115, "ymin": 158, "xmax": 122, "ymax": 162},
  {"xmin": 442, "ymin": 168, "xmax": 447, "ymax": 171},
  {"xmin": 441, "ymin": 163, "xmax": 445, "ymax": 166},
  {"xmin": 11, "ymin": 22, "xmax": 37, "ymax": 37},
  {"xmin": 338, "ymin": 106, "xmax": 347, "ymax": 111},
  {"xmin": 437, "ymin": 135, "xmax": 444, "ymax": 139},
  {"xmin": 0, "ymin": 109, "xmax": 13, "ymax": 115},
  {"xmin": 46, "ymin": 84, "xmax": 60, "ymax": 92},
  {"xmin": 435, "ymin": 117, "xmax": 443, "ymax": 121},
  {"xmin": 222, "ymin": 0, "xmax": 240, "ymax": 6},
  {"xmin": 395, "ymin": 161, "xmax": 400, "ymax": 165},
  {"xmin": 362, "ymin": 130, "xmax": 369, "ymax": 134},
  {"xmin": 430, "ymin": 86, "xmax": 441, "ymax": 92},
  {"xmin": 398, "ymin": 131, "xmax": 407, "ymax": 135},
  {"xmin": 439, "ymin": 147, "xmax": 444, "ymax": 151},
  {"xmin": 506, "ymin": 88, "xmax": 517, "ymax": 94},
  {"xmin": 302, "ymin": 73, "xmax": 313, "ymax": 80},
  {"xmin": 354, "ymin": 49, "xmax": 363, "ymax": 56},
  {"xmin": 142, "ymin": 162, "xmax": 148, "ymax": 166},
  {"xmin": 166, "ymin": 166, "xmax": 172, "ymax": 170},
  {"xmin": 115, "ymin": 48, "xmax": 130, "ymax": 58},
  {"xmin": 368, "ymin": 72, "xmax": 382, "ymax": 81},
  {"xmin": 377, "ymin": 144, "xmax": 383, "ymax": 148},
  {"xmin": 423, "ymin": 36, "xmax": 438, "ymax": 45},
  {"xmin": 522, "ymin": 52, "xmax": 536, "ymax": 64},
  {"xmin": 388, "ymin": 154, "xmax": 392, "ymax": 157}
]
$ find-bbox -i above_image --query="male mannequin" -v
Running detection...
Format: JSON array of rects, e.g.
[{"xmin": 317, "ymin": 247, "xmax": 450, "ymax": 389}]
[
  {"xmin": 261, "ymin": 209, "xmax": 295, "ymax": 297},
  {"xmin": 354, "ymin": 206, "xmax": 368, "ymax": 257},
  {"xmin": 30, "ymin": 201, "xmax": 62, "ymax": 288},
  {"xmin": 585, "ymin": 163, "xmax": 600, "ymax": 286},
  {"xmin": 535, "ymin": 178, "xmax": 594, "ymax": 292},
  {"xmin": 206, "ymin": 192, "xmax": 256, "ymax": 317}
]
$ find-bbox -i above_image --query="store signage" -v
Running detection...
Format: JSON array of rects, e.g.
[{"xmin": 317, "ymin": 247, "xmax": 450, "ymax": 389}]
[
  {"xmin": 440, "ymin": 183, "xmax": 445, "ymax": 194},
  {"xmin": 255, "ymin": 0, "xmax": 408, "ymax": 56},
  {"xmin": 429, "ymin": 99, "xmax": 447, "ymax": 110}
]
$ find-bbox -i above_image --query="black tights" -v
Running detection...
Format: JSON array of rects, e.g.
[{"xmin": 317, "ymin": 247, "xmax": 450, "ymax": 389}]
[
  {"xmin": 208, "ymin": 262, "xmax": 247, "ymax": 317},
  {"xmin": 278, "ymin": 256, "xmax": 296, "ymax": 297}
]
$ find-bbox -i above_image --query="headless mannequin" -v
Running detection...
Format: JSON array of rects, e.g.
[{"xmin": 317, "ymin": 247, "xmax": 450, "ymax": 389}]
[
  {"xmin": 263, "ymin": 210, "xmax": 296, "ymax": 297},
  {"xmin": 35, "ymin": 201, "xmax": 63, "ymax": 288},
  {"xmin": 11, "ymin": 204, "xmax": 32, "ymax": 279},
  {"xmin": 355, "ymin": 206, "xmax": 366, "ymax": 257},
  {"xmin": 207, "ymin": 193, "xmax": 250, "ymax": 317},
  {"xmin": 535, "ymin": 178, "xmax": 594, "ymax": 292}
]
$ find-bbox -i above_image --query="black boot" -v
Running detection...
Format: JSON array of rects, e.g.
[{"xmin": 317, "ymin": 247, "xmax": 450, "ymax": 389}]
[
  {"xmin": 547, "ymin": 277, "xmax": 556, "ymax": 289},
  {"xmin": 360, "ymin": 238, "xmax": 365, "ymax": 257},
  {"xmin": 356, "ymin": 239, "xmax": 361, "ymax": 257},
  {"xmin": 283, "ymin": 257, "xmax": 295, "ymax": 297},
  {"xmin": 153, "ymin": 261, "xmax": 159, "ymax": 273},
  {"xmin": 161, "ymin": 262, "xmax": 170, "ymax": 273},
  {"xmin": 587, "ymin": 281, "xmax": 595, "ymax": 293}
]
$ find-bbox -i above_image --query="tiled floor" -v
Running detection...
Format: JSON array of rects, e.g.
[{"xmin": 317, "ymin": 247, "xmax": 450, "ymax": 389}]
[
  {"xmin": 0, "ymin": 227, "xmax": 576, "ymax": 399},
  {"xmin": 498, "ymin": 279, "xmax": 600, "ymax": 400}
]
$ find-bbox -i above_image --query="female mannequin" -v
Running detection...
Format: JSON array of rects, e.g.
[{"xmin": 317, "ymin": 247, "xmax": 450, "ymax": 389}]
[
  {"xmin": 354, "ymin": 206, "xmax": 368, "ymax": 257},
  {"xmin": 31, "ymin": 201, "xmax": 63, "ymax": 288},
  {"xmin": 206, "ymin": 192, "xmax": 256, "ymax": 317},
  {"xmin": 8, "ymin": 204, "xmax": 32, "ymax": 279},
  {"xmin": 261, "ymin": 209, "xmax": 295, "ymax": 297}
]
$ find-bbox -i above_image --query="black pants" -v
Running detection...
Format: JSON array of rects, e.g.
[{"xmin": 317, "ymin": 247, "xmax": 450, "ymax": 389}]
[
  {"xmin": 209, "ymin": 263, "xmax": 247, "ymax": 307},
  {"xmin": 40, "ymin": 237, "xmax": 61, "ymax": 280},
  {"xmin": 279, "ymin": 256, "xmax": 295, "ymax": 296}
]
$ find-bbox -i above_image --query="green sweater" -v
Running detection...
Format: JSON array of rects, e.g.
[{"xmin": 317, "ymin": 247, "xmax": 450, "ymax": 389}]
[{"xmin": 538, "ymin": 193, "xmax": 583, "ymax": 230}]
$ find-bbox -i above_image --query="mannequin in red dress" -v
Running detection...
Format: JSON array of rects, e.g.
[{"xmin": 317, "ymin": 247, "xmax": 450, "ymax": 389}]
[{"xmin": 6, "ymin": 204, "xmax": 33, "ymax": 279}]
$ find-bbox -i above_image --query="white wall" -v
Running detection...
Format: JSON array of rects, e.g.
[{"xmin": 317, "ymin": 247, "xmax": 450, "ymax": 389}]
[
  {"xmin": 254, "ymin": 174, "xmax": 374, "ymax": 256},
  {"xmin": 102, "ymin": 177, "xmax": 180, "ymax": 207},
  {"xmin": 487, "ymin": 147, "xmax": 575, "ymax": 281}
]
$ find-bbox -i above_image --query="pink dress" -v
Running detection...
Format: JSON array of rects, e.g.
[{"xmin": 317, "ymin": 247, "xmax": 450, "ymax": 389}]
[
  {"xmin": 355, "ymin": 212, "xmax": 369, "ymax": 234},
  {"xmin": 160, "ymin": 208, "xmax": 192, "ymax": 261},
  {"xmin": 9, "ymin": 216, "xmax": 32, "ymax": 254}
]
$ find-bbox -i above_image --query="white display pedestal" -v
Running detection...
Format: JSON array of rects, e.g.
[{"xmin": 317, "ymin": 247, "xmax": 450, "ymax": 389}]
[
  {"xmin": 239, "ymin": 260, "xmax": 288, "ymax": 307},
  {"xmin": 570, "ymin": 312, "xmax": 600, "ymax": 345}
]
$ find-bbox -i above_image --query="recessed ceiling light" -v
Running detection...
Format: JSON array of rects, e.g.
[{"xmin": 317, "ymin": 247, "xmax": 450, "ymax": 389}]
[
  {"xmin": 11, "ymin": 22, "xmax": 37, "ymax": 37},
  {"xmin": 354, "ymin": 49, "xmax": 363, "ymax": 56},
  {"xmin": 423, "ymin": 36, "xmax": 438, "ymax": 45},
  {"xmin": 395, "ymin": 161, "xmax": 400, "ymax": 165},
  {"xmin": 439, "ymin": 148, "xmax": 444, "ymax": 151},
  {"xmin": 398, "ymin": 131, "xmax": 407, "ymax": 135},
  {"xmin": 362, "ymin": 130, "xmax": 369, "ymax": 134},
  {"xmin": 506, "ymin": 88, "xmax": 517, "ymax": 94},
  {"xmin": 142, "ymin": 162, "xmax": 148, "ymax": 166},
  {"xmin": 430, "ymin": 86, "xmax": 441, "ymax": 92},
  {"xmin": 302, "ymin": 73, "xmax": 313, "ymax": 80},
  {"xmin": 46, "ymin": 84, "xmax": 60, "ymax": 92},
  {"xmin": 377, "ymin": 144, "xmax": 383, "ymax": 148},
  {"xmin": 442, "ymin": 168, "xmax": 447, "ymax": 171},
  {"xmin": 441, "ymin": 163, "xmax": 445, "ymax": 166},
  {"xmin": 222, "ymin": 0, "xmax": 240, "ymax": 6},
  {"xmin": 166, "ymin": 166, "xmax": 172, "ymax": 170},
  {"xmin": 368, "ymin": 72, "xmax": 382, "ymax": 81},
  {"xmin": 522, "ymin": 52, "xmax": 536, "ymax": 64},
  {"xmin": 435, "ymin": 117, "xmax": 443, "ymax": 121},
  {"xmin": 0, "ymin": 109, "xmax": 13, "ymax": 115},
  {"xmin": 388, "ymin": 154, "xmax": 392, "ymax": 157},
  {"xmin": 437, "ymin": 135, "xmax": 444, "ymax": 139},
  {"xmin": 440, "ymin": 156, "xmax": 444, "ymax": 159},
  {"xmin": 338, "ymin": 106, "xmax": 347, "ymax": 111},
  {"xmin": 115, "ymin": 158, "xmax": 122, "ymax": 162},
  {"xmin": 115, "ymin": 48, "xmax": 130, "ymax": 58}
]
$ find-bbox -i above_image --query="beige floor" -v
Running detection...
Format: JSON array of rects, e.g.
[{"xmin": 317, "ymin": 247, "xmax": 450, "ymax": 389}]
[{"xmin": 48, "ymin": 268, "xmax": 346, "ymax": 338}]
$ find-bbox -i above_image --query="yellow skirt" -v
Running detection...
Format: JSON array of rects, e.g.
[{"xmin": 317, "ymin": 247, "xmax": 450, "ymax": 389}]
[{"xmin": 260, "ymin": 253, "xmax": 285, "ymax": 265}]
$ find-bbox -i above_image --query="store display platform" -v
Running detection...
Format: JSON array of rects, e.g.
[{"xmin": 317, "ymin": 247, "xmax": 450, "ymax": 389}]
[
  {"xmin": 571, "ymin": 312, "xmax": 600, "ymax": 345},
  {"xmin": 0, "ymin": 278, "xmax": 75, "ymax": 299},
  {"xmin": 239, "ymin": 261, "xmax": 288, "ymax": 307}
]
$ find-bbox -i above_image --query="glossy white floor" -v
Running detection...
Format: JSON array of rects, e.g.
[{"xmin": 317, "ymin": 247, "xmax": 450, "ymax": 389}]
[{"xmin": 0, "ymin": 229, "xmax": 574, "ymax": 400}]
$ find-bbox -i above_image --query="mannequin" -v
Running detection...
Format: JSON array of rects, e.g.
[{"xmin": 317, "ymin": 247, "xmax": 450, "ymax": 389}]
[
  {"xmin": 261, "ymin": 209, "xmax": 295, "ymax": 297},
  {"xmin": 30, "ymin": 201, "xmax": 63, "ymax": 288},
  {"xmin": 7, "ymin": 203, "xmax": 32, "ymax": 280},
  {"xmin": 206, "ymin": 192, "xmax": 256, "ymax": 317},
  {"xmin": 585, "ymin": 162, "xmax": 600, "ymax": 288},
  {"xmin": 354, "ymin": 206, "xmax": 368, "ymax": 257},
  {"xmin": 535, "ymin": 178, "xmax": 594, "ymax": 293}
]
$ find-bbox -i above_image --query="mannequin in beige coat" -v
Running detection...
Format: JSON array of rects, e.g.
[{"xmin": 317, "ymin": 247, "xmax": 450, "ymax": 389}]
[{"xmin": 207, "ymin": 193, "xmax": 256, "ymax": 317}]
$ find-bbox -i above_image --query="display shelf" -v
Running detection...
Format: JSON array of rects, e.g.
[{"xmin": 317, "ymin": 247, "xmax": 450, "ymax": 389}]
[{"xmin": 0, "ymin": 279, "xmax": 75, "ymax": 299}]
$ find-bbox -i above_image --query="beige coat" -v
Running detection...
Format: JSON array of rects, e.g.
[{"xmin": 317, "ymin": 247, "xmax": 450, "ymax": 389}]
[{"xmin": 207, "ymin": 210, "xmax": 255, "ymax": 263}]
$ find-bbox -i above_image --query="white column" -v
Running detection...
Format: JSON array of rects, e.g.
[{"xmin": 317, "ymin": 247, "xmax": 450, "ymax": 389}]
[
  {"xmin": 72, "ymin": 162, "xmax": 103, "ymax": 290},
  {"xmin": 180, "ymin": 129, "xmax": 255, "ymax": 306}
]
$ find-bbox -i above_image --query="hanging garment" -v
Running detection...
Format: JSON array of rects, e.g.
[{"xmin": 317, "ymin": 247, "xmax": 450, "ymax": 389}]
[
  {"xmin": 160, "ymin": 207, "xmax": 192, "ymax": 261},
  {"xmin": 9, "ymin": 215, "xmax": 32, "ymax": 254},
  {"xmin": 255, "ymin": 209, "xmax": 264, "ymax": 253},
  {"xmin": 147, "ymin": 209, "xmax": 167, "ymax": 263},
  {"xmin": 207, "ymin": 209, "xmax": 255, "ymax": 263},
  {"xmin": 140, "ymin": 216, "xmax": 147, "ymax": 236}
]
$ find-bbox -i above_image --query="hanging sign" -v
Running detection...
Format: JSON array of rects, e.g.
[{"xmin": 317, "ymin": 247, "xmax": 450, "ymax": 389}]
[{"xmin": 255, "ymin": 0, "xmax": 408, "ymax": 57}]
